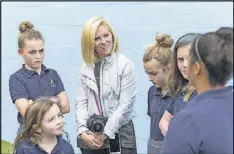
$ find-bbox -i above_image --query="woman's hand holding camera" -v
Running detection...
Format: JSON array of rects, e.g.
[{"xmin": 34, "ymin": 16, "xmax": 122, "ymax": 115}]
[
  {"xmin": 93, "ymin": 133, "xmax": 108, "ymax": 144},
  {"xmin": 81, "ymin": 131, "xmax": 103, "ymax": 148}
]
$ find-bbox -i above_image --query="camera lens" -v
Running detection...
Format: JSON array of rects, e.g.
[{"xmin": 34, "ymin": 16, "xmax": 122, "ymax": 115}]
[{"xmin": 94, "ymin": 123, "xmax": 102, "ymax": 132}]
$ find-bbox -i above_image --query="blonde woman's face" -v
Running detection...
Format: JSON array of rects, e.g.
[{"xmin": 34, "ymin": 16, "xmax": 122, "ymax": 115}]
[{"xmin": 94, "ymin": 25, "xmax": 113, "ymax": 59}]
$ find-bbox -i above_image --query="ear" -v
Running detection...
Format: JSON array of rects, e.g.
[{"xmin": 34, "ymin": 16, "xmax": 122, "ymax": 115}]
[
  {"xmin": 193, "ymin": 62, "xmax": 202, "ymax": 75},
  {"xmin": 36, "ymin": 128, "xmax": 42, "ymax": 133},
  {"xmin": 18, "ymin": 49, "xmax": 23, "ymax": 56},
  {"xmin": 164, "ymin": 64, "xmax": 172, "ymax": 74},
  {"xmin": 32, "ymin": 125, "xmax": 41, "ymax": 133}
]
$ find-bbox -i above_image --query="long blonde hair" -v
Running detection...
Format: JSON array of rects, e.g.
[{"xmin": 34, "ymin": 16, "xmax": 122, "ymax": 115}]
[{"xmin": 81, "ymin": 16, "xmax": 119, "ymax": 64}]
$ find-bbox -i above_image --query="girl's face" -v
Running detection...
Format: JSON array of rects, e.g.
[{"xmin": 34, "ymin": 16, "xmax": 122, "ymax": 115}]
[
  {"xmin": 94, "ymin": 25, "xmax": 113, "ymax": 59},
  {"xmin": 40, "ymin": 104, "xmax": 64, "ymax": 137},
  {"xmin": 144, "ymin": 59, "xmax": 168, "ymax": 88},
  {"xmin": 19, "ymin": 39, "xmax": 44, "ymax": 72},
  {"xmin": 187, "ymin": 53, "xmax": 197, "ymax": 86},
  {"xmin": 177, "ymin": 44, "xmax": 191, "ymax": 79}
]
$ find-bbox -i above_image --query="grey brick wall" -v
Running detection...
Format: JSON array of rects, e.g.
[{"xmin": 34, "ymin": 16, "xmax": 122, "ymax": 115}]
[{"xmin": 2, "ymin": 2, "xmax": 233, "ymax": 153}]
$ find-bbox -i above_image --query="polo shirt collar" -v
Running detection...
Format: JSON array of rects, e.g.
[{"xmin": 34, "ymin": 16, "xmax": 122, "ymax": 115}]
[
  {"xmin": 155, "ymin": 87, "xmax": 171, "ymax": 97},
  {"xmin": 21, "ymin": 64, "xmax": 49, "ymax": 78},
  {"xmin": 35, "ymin": 135, "xmax": 63, "ymax": 154}
]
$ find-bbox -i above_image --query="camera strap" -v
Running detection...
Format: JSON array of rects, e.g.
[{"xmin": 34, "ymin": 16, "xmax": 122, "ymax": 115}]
[{"xmin": 93, "ymin": 90, "xmax": 103, "ymax": 115}]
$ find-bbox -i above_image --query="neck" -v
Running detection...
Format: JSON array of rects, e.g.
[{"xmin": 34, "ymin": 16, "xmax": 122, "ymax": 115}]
[
  {"xmin": 38, "ymin": 134, "xmax": 57, "ymax": 145},
  {"xmin": 161, "ymin": 86, "xmax": 168, "ymax": 95},
  {"xmin": 195, "ymin": 81, "xmax": 224, "ymax": 94},
  {"xmin": 24, "ymin": 64, "xmax": 42, "ymax": 74},
  {"xmin": 37, "ymin": 134, "xmax": 57, "ymax": 153}
]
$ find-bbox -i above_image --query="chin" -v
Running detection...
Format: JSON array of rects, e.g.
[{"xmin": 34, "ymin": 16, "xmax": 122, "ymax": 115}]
[
  {"xmin": 154, "ymin": 84, "xmax": 160, "ymax": 88},
  {"xmin": 182, "ymin": 74, "xmax": 188, "ymax": 79},
  {"xmin": 55, "ymin": 131, "xmax": 63, "ymax": 136}
]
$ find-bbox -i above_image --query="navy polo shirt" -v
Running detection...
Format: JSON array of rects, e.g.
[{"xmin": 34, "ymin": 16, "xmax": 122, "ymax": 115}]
[
  {"xmin": 9, "ymin": 64, "xmax": 65, "ymax": 124},
  {"xmin": 15, "ymin": 135, "xmax": 75, "ymax": 154},
  {"xmin": 147, "ymin": 85, "xmax": 173, "ymax": 141},
  {"xmin": 162, "ymin": 86, "xmax": 233, "ymax": 153},
  {"xmin": 167, "ymin": 89, "xmax": 197, "ymax": 115}
]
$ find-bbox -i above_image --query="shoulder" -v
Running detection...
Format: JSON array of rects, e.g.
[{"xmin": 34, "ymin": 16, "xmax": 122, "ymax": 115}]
[
  {"xmin": 170, "ymin": 110, "xmax": 201, "ymax": 137},
  {"xmin": 116, "ymin": 53, "xmax": 135, "ymax": 73},
  {"xmin": 10, "ymin": 69, "xmax": 24, "ymax": 80},
  {"xmin": 60, "ymin": 139, "xmax": 74, "ymax": 152},
  {"xmin": 9, "ymin": 69, "xmax": 27, "ymax": 87},
  {"xmin": 79, "ymin": 64, "xmax": 91, "ymax": 72},
  {"xmin": 16, "ymin": 140, "xmax": 35, "ymax": 153},
  {"xmin": 117, "ymin": 53, "xmax": 133, "ymax": 66},
  {"xmin": 148, "ymin": 85, "xmax": 156, "ymax": 94},
  {"xmin": 46, "ymin": 68, "xmax": 59, "ymax": 75}
]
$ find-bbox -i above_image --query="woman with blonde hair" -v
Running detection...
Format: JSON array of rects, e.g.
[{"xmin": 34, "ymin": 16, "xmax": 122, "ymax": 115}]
[
  {"xmin": 76, "ymin": 16, "xmax": 137, "ymax": 154},
  {"xmin": 143, "ymin": 32, "xmax": 174, "ymax": 153}
]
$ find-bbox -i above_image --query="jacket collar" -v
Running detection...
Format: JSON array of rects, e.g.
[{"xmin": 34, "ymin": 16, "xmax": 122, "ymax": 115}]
[{"xmin": 81, "ymin": 52, "xmax": 118, "ymax": 81}]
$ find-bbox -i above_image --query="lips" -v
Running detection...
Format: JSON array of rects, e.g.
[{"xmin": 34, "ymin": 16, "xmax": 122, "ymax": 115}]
[
  {"xmin": 100, "ymin": 45, "xmax": 109, "ymax": 50},
  {"xmin": 56, "ymin": 125, "xmax": 63, "ymax": 131}
]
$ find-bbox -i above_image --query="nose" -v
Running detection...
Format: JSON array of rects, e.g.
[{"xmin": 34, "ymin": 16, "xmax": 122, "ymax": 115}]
[
  {"xmin": 35, "ymin": 51, "xmax": 41, "ymax": 59},
  {"xmin": 183, "ymin": 58, "xmax": 188, "ymax": 68},
  {"xmin": 148, "ymin": 74, "xmax": 154, "ymax": 82},
  {"xmin": 56, "ymin": 116, "xmax": 63, "ymax": 125},
  {"xmin": 100, "ymin": 37, "xmax": 107, "ymax": 44}
]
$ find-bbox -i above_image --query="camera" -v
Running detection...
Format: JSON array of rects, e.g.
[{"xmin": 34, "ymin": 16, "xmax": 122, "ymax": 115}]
[{"xmin": 86, "ymin": 114, "xmax": 108, "ymax": 133}]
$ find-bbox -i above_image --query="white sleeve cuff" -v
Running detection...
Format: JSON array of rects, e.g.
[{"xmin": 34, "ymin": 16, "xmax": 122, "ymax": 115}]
[
  {"xmin": 103, "ymin": 126, "xmax": 115, "ymax": 139},
  {"xmin": 77, "ymin": 126, "xmax": 89, "ymax": 139}
]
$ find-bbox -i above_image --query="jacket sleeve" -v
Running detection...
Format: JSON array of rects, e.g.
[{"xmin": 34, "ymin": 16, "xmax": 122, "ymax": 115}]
[
  {"xmin": 103, "ymin": 61, "xmax": 138, "ymax": 139},
  {"xmin": 75, "ymin": 73, "xmax": 89, "ymax": 137}
]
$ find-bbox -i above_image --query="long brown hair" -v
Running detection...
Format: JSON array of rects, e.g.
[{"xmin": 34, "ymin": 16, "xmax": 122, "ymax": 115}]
[
  {"xmin": 168, "ymin": 33, "xmax": 201, "ymax": 101},
  {"xmin": 13, "ymin": 97, "xmax": 61, "ymax": 153}
]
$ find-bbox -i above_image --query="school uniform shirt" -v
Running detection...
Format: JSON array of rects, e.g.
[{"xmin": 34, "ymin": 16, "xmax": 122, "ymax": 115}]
[
  {"xmin": 167, "ymin": 89, "xmax": 197, "ymax": 115},
  {"xmin": 9, "ymin": 64, "xmax": 65, "ymax": 124},
  {"xmin": 147, "ymin": 85, "xmax": 173, "ymax": 141},
  {"xmin": 15, "ymin": 135, "xmax": 75, "ymax": 154},
  {"xmin": 162, "ymin": 86, "xmax": 233, "ymax": 153}
]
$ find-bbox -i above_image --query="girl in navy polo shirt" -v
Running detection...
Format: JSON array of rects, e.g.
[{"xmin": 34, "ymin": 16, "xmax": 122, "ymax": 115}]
[
  {"xmin": 143, "ymin": 32, "xmax": 174, "ymax": 154},
  {"xmin": 159, "ymin": 33, "xmax": 201, "ymax": 136},
  {"xmin": 9, "ymin": 21, "xmax": 70, "ymax": 135},
  {"xmin": 162, "ymin": 27, "xmax": 233, "ymax": 153},
  {"xmin": 13, "ymin": 97, "xmax": 74, "ymax": 154}
]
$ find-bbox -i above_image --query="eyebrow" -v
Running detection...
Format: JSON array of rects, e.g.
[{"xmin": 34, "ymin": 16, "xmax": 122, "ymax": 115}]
[
  {"xmin": 95, "ymin": 32, "xmax": 110, "ymax": 38},
  {"xmin": 28, "ymin": 48, "xmax": 44, "ymax": 52},
  {"xmin": 45, "ymin": 112, "xmax": 61, "ymax": 121},
  {"xmin": 145, "ymin": 70, "xmax": 158, "ymax": 73}
]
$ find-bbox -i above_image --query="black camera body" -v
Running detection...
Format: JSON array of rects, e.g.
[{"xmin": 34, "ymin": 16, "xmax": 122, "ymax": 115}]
[{"xmin": 86, "ymin": 114, "xmax": 108, "ymax": 133}]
